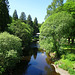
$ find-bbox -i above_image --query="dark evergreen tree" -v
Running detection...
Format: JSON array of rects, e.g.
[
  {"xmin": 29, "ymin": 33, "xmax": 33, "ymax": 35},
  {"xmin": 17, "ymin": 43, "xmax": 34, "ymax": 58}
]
[
  {"xmin": 27, "ymin": 14, "xmax": 33, "ymax": 27},
  {"xmin": 13, "ymin": 10, "xmax": 18, "ymax": 20},
  {"xmin": 0, "ymin": 0, "xmax": 10, "ymax": 32},
  {"xmin": 33, "ymin": 17, "xmax": 39, "ymax": 34},
  {"xmin": 20, "ymin": 12, "xmax": 26, "ymax": 21}
]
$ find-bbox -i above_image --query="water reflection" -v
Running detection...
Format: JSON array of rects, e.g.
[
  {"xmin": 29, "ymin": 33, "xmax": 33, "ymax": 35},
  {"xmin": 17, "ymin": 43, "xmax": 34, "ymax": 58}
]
[
  {"xmin": 3, "ymin": 43, "xmax": 60, "ymax": 75},
  {"xmin": 45, "ymin": 54, "xmax": 60, "ymax": 75},
  {"xmin": 23, "ymin": 50, "xmax": 60, "ymax": 75}
]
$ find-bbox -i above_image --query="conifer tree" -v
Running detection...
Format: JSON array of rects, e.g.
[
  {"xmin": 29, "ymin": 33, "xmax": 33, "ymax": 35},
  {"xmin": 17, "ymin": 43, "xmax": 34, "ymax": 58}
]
[
  {"xmin": 20, "ymin": 12, "xmax": 26, "ymax": 21},
  {"xmin": 33, "ymin": 17, "xmax": 39, "ymax": 34},
  {"xmin": 13, "ymin": 10, "xmax": 18, "ymax": 20},
  {"xmin": 0, "ymin": 0, "xmax": 10, "ymax": 31},
  {"xmin": 27, "ymin": 14, "xmax": 33, "ymax": 27}
]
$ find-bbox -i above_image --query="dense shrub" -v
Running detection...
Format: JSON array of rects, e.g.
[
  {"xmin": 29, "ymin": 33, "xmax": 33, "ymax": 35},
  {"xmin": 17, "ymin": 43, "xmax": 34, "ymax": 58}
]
[
  {"xmin": 65, "ymin": 53, "xmax": 75, "ymax": 61},
  {"xmin": 0, "ymin": 32, "xmax": 22, "ymax": 54},
  {"xmin": 68, "ymin": 68, "xmax": 75, "ymax": 75},
  {"xmin": 0, "ymin": 32, "xmax": 22, "ymax": 74},
  {"xmin": 57, "ymin": 59, "xmax": 74, "ymax": 70},
  {"xmin": 39, "ymin": 37, "xmax": 53, "ymax": 51},
  {"xmin": 55, "ymin": 57, "xmax": 75, "ymax": 75}
]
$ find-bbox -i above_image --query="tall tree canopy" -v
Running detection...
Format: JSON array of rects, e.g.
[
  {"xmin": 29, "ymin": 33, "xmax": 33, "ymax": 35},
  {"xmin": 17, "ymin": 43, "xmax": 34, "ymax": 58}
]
[
  {"xmin": 45, "ymin": 0, "xmax": 64, "ymax": 19},
  {"xmin": 13, "ymin": 10, "xmax": 18, "ymax": 20},
  {"xmin": 8, "ymin": 20, "xmax": 32, "ymax": 46},
  {"xmin": 27, "ymin": 14, "xmax": 33, "ymax": 27},
  {"xmin": 20, "ymin": 12, "xmax": 26, "ymax": 21},
  {"xmin": 0, "ymin": 0, "xmax": 10, "ymax": 32},
  {"xmin": 40, "ymin": 11, "xmax": 75, "ymax": 56},
  {"xmin": 33, "ymin": 17, "xmax": 39, "ymax": 34}
]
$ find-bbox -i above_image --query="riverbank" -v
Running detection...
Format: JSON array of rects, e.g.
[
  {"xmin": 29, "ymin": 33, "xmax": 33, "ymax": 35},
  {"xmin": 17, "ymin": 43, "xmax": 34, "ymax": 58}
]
[
  {"xmin": 49, "ymin": 51, "xmax": 75, "ymax": 75},
  {"xmin": 49, "ymin": 52, "xmax": 70, "ymax": 75},
  {"xmin": 52, "ymin": 64, "xmax": 70, "ymax": 75}
]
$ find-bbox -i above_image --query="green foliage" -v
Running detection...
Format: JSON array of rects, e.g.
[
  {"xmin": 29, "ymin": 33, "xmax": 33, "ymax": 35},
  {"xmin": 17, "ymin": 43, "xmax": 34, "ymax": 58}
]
[
  {"xmin": 0, "ymin": 0, "xmax": 10, "ymax": 31},
  {"xmin": 45, "ymin": 0, "xmax": 64, "ymax": 19},
  {"xmin": 39, "ymin": 37, "xmax": 53, "ymax": 51},
  {"xmin": 56, "ymin": 59, "xmax": 74, "ymax": 70},
  {"xmin": 63, "ymin": 1, "xmax": 75, "ymax": 17},
  {"xmin": 62, "ymin": 1, "xmax": 75, "ymax": 40},
  {"xmin": 68, "ymin": 68, "xmax": 75, "ymax": 75},
  {"xmin": 65, "ymin": 54, "xmax": 75, "ymax": 61},
  {"xmin": 40, "ymin": 11, "xmax": 74, "ymax": 57},
  {"xmin": 46, "ymin": 1, "xmax": 75, "ymax": 43},
  {"xmin": 54, "ymin": 61, "xmax": 59, "ymax": 65},
  {"xmin": 0, "ymin": 32, "xmax": 22, "ymax": 54},
  {"xmin": 0, "ymin": 32, "xmax": 22, "ymax": 74},
  {"xmin": 67, "ymin": 0, "xmax": 75, "ymax": 2},
  {"xmin": 33, "ymin": 17, "xmax": 39, "ymax": 34},
  {"xmin": 8, "ymin": 20, "xmax": 32, "ymax": 46},
  {"xmin": 43, "ymin": 1, "xmax": 75, "ymax": 75},
  {"xmin": 55, "ymin": 53, "xmax": 75, "ymax": 75},
  {"xmin": 20, "ymin": 12, "xmax": 26, "ymax": 21},
  {"xmin": 0, "ymin": 66, "xmax": 4, "ymax": 74},
  {"xmin": 13, "ymin": 10, "xmax": 18, "ymax": 20},
  {"xmin": 27, "ymin": 14, "xmax": 33, "ymax": 27}
]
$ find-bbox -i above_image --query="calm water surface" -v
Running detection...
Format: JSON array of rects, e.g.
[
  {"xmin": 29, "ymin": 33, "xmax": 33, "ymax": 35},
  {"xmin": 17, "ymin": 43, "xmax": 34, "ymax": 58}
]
[
  {"xmin": 24, "ymin": 51, "xmax": 59, "ymax": 75},
  {"xmin": 3, "ymin": 42, "xmax": 60, "ymax": 75}
]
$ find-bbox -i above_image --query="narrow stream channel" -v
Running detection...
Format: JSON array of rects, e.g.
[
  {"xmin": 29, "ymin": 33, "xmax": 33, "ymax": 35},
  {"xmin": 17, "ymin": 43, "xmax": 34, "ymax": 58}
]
[{"xmin": 3, "ymin": 41, "xmax": 60, "ymax": 75}]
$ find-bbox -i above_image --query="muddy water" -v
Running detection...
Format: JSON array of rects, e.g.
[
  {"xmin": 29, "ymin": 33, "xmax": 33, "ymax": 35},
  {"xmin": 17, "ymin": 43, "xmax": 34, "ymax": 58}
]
[{"xmin": 3, "ymin": 42, "xmax": 60, "ymax": 75}]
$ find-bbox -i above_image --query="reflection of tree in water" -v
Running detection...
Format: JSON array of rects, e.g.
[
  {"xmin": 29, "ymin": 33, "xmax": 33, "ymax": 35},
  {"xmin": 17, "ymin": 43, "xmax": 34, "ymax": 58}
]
[
  {"xmin": 44, "ymin": 66, "xmax": 60, "ymax": 75},
  {"xmin": 12, "ymin": 47, "xmax": 38, "ymax": 75},
  {"xmin": 33, "ymin": 48, "xmax": 38, "ymax": 59},
  {"xmin": 23, "ymin": 47, "xmax": 38, "ymax": 59},
  {"xmin": 4, "ymin": 47, "xmax": 37, "ymax": 75},
  {"xmin": 45, "ymin": 54, "xmax": 53, "ymax": 64},
  {"xmin": 45, "ymin": 54, "xmax": 60, "ymax": 75},
  {"xmin": 3, "ymin": 57, "xmax": 31, "ymax": 75},
  {"xmin": 10, "ymin": 47, "xmax": 33, "ymax": 75}
]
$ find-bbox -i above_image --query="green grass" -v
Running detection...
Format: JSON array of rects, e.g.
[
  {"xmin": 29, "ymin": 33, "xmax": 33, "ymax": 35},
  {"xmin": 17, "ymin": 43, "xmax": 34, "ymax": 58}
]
[
  {"xmin": 54, "ymin": 57, "xmax": 75, "ymax": 75},
  {"xmin": 68, "ymin": 68, "xmax": 75, "ymax": 75},
  {"xmin": 58, "ymin": 59, "xmax": 74, "ymax": 70}
]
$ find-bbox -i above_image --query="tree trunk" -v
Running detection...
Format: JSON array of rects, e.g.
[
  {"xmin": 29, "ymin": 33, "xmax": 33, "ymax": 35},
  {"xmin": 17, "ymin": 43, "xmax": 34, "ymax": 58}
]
[
  {"xmin": 68, "ymin": 37, "xmax": 70, "ymax": 44},
  {"xmin": 72, "ymin": 38, "xmax": 74, "ymax": 44},
  {"xmin": 53, "ymin": 36, "xmax": 60, "ymax": 58}
]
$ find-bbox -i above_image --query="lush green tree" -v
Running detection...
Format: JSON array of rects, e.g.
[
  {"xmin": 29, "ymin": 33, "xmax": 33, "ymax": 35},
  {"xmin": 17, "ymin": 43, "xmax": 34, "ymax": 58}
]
[
  {"xmin": 0, "ymin": 32, "xmax": 22, "ymax": 74},
  {"xmin": 38, "ymin": 23, "xmax": 42, "ymax": 30},
  {"xmin": 33, "ymin": 17, "xmax": 39, "ymax": 34},
  {"xmin": 46, "ymin": 1, "xmax": 75, "ymax": 44},
  {"xmin": 45, "ymin": 0, "xmax": 64, "ymax": 19},
  {"xmin": 62, "ymin": 1, "xmax": 75, "ymax": 44},
  {"xmin": 40, "ymin": 11, "xmax": 75, "ymax": 57},
  {"xmin": 20, "ymin": 12, "xmax": 26, "ymax": 21},
  {"xmin": 8, "ymin": 20, "xmax": 32, "ymax": 46},
  {"xmin": 0, "ymin": 0, "xmax": 10, "ymax": 32},
  {"xmin": 27, "ymin": 14, "xmax": 33, "ymax": 27},
  {"xmin": 13, "ymin": 10, "xmax": 18, "ymax": 20}
]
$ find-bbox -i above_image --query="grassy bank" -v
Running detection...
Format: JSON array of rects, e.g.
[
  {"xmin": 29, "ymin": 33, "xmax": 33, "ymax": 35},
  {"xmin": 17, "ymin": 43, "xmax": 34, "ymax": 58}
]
[{"xmin": 52, "ymin": 45, "xmax": 75, "ymax": 75}]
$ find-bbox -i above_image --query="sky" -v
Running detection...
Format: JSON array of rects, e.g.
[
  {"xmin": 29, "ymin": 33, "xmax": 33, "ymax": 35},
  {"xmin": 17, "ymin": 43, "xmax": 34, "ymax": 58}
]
[{"xmin": 8, "ymin": 0, "xmax": 66, "ymax": 23}]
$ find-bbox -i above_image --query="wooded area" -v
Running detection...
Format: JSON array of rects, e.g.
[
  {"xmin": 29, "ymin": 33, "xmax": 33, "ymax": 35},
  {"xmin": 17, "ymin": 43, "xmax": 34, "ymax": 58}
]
[
  {"xmin": 0, "ymin": 0, "xmax": 75, "ymax": 75},
  {"xmin": 39, "ymin": 0, "xmax": 75, "ymax": 75}
]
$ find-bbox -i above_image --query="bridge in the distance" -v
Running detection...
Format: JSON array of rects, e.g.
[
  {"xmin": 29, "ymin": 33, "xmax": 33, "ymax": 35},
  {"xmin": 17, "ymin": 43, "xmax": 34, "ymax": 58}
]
[{"xmin": 32, "ymin": 33, "xmax": 40, "ymax": 41}]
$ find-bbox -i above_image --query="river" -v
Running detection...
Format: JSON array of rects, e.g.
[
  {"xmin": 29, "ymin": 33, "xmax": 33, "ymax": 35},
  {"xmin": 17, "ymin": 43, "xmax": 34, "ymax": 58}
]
[{"xmin": 3, "ymin": 41, "xmax": 60, "ymax": 75}]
